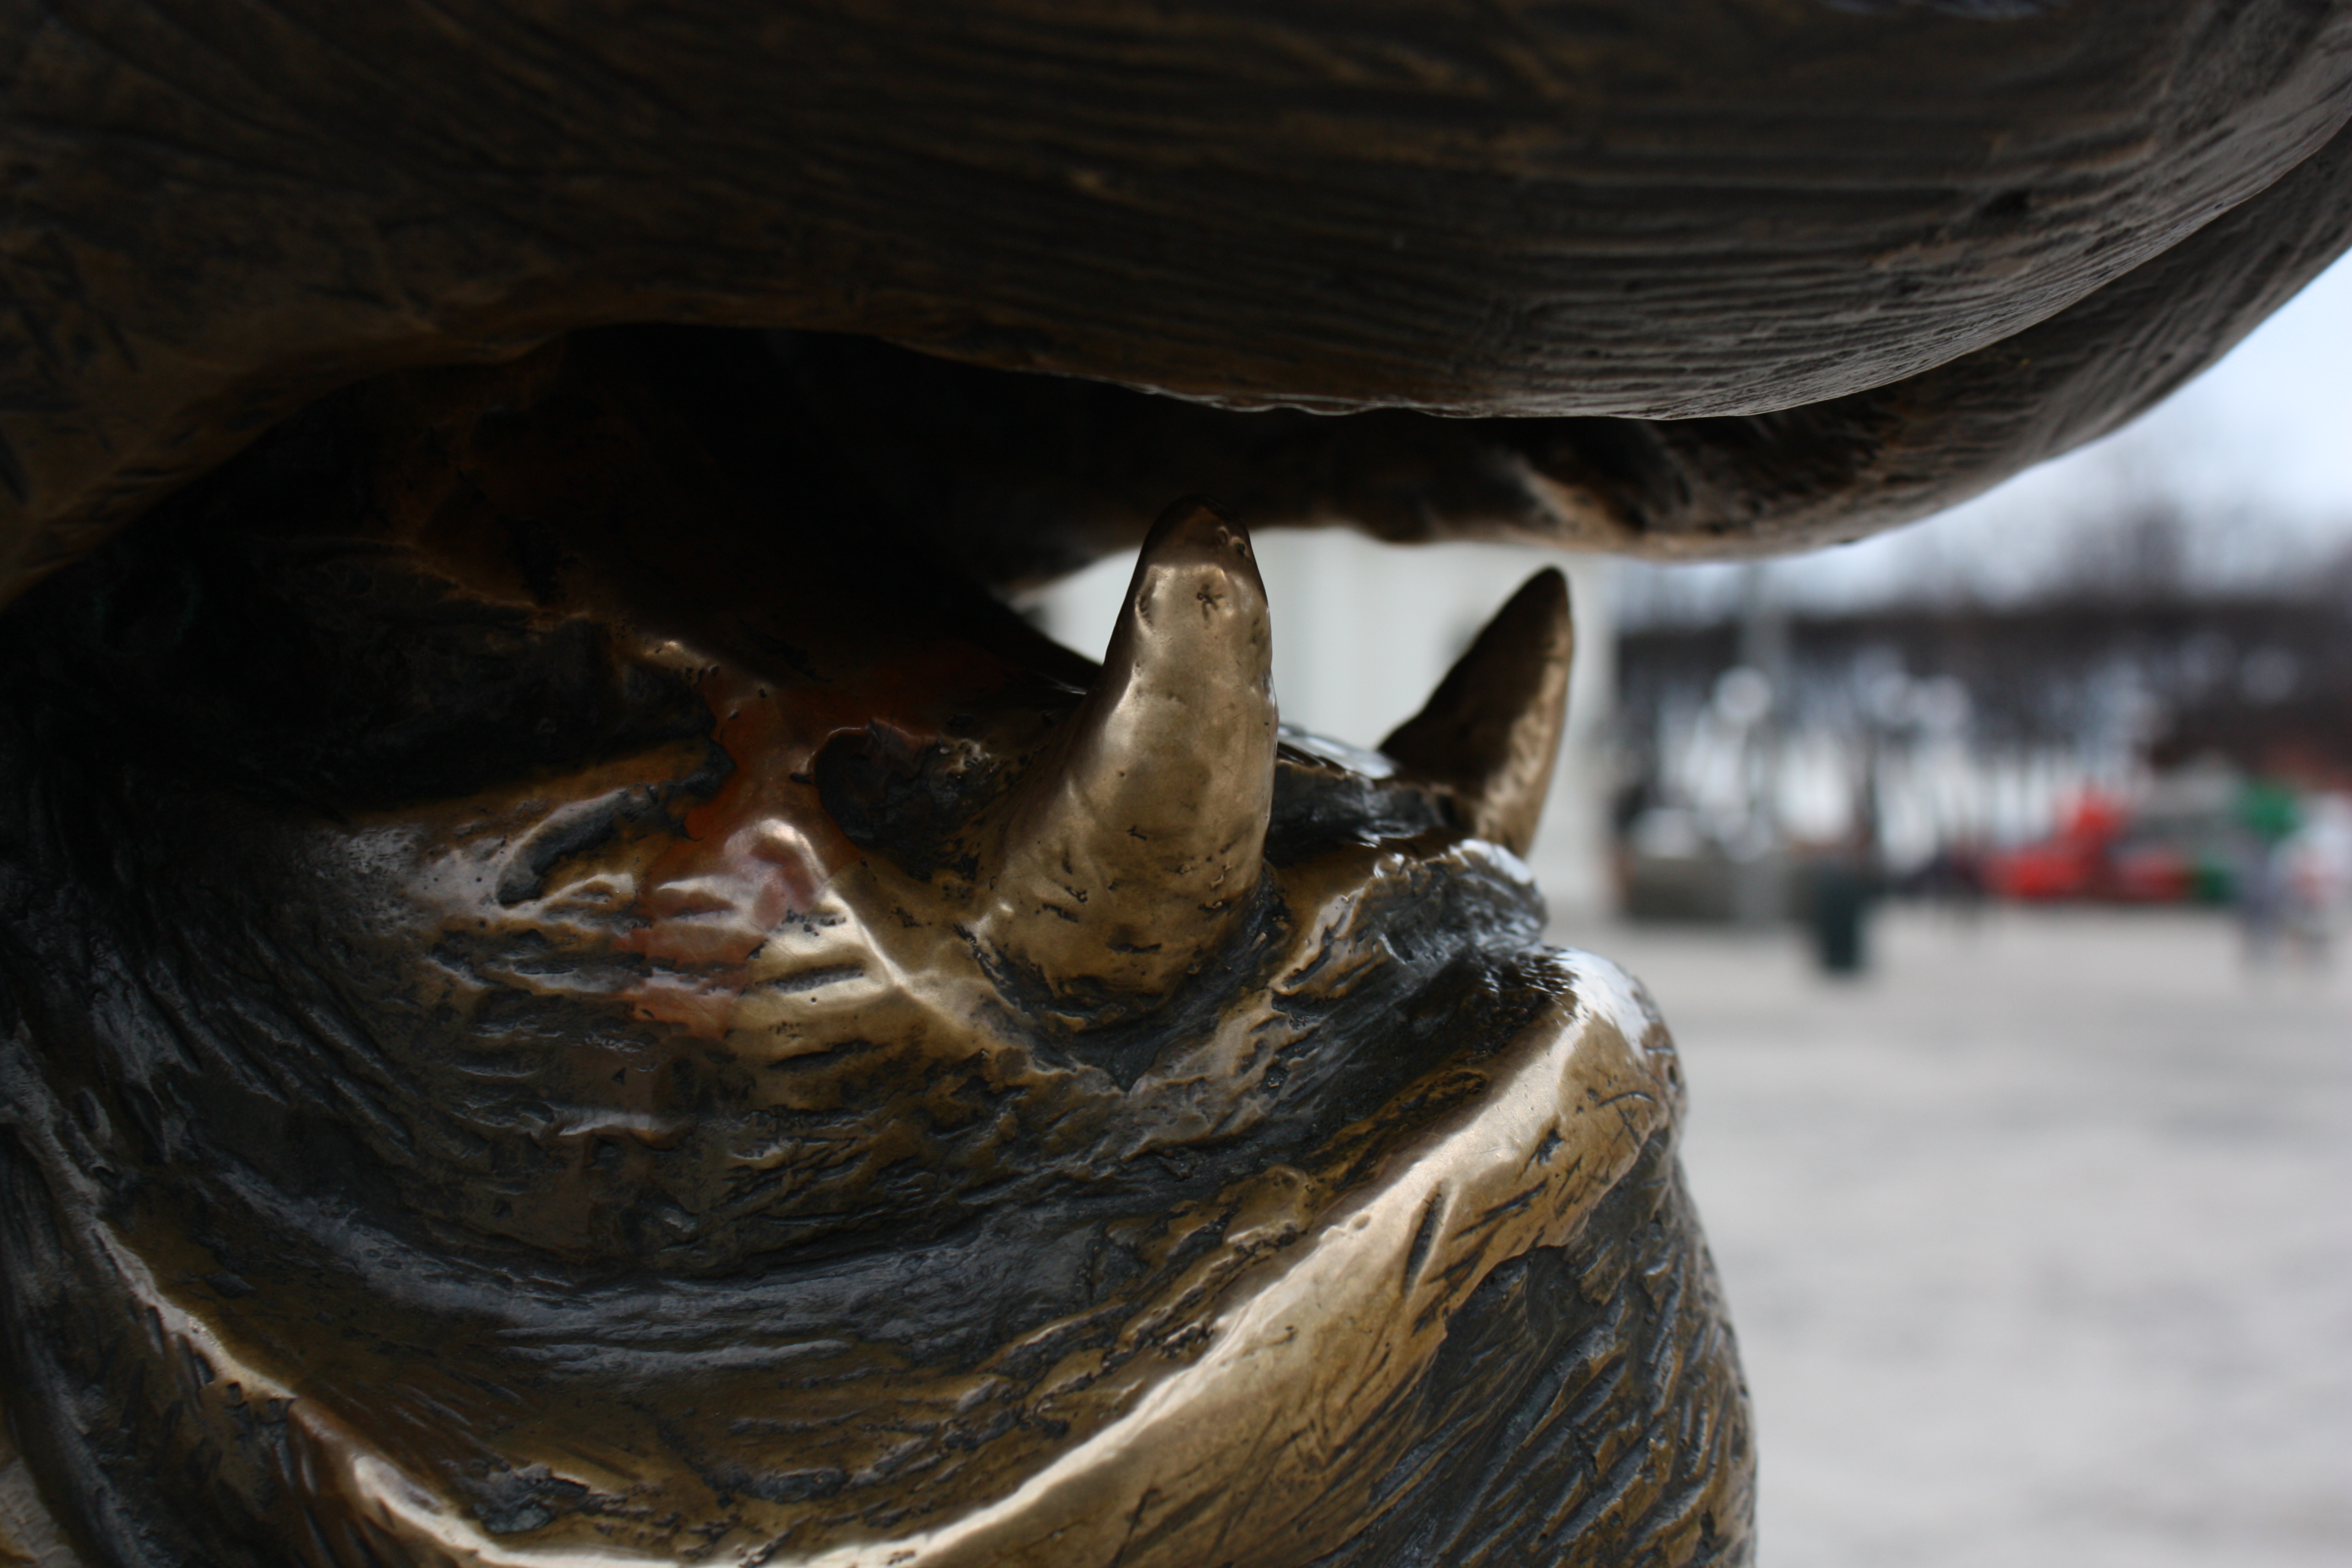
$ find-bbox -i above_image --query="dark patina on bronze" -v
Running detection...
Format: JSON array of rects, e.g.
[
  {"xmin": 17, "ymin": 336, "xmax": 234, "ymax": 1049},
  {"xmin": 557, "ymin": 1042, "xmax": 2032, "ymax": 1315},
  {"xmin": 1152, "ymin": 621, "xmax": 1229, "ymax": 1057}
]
[
  {"xmin": 2, "ymin": 5, "xmax": 2350, "ymax": 1565},
  {"xmin": 0, "ymin": 333, "xmax": 1743, "ymax": 1566}
]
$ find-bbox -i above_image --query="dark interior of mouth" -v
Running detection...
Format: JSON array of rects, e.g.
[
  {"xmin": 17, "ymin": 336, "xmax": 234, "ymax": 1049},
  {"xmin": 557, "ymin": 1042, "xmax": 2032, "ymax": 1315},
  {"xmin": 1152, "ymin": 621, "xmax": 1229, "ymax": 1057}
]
[
  {"xmin": 4, "ymin": 328, "xmax": 1077, "ymax": 808},
  {"xmin": 0, "ymin": 321, "xmax": 1561, "ymax": 1282}
]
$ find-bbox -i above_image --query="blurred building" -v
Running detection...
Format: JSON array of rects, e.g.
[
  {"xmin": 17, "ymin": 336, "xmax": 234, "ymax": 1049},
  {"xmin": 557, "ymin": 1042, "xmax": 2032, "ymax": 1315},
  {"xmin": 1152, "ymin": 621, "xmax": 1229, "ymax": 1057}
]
[
  {"xmin": 1028, "ymin": 519, "xmax": 2352, "ymax": 932},
  {"xmin": 1613, "ymin": 559, "xmax": 2352, "ymax": 919}
]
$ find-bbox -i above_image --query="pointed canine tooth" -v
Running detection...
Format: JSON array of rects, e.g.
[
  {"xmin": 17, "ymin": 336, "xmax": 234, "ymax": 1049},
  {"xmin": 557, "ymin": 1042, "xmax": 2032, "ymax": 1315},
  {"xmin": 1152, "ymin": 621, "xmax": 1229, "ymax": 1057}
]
[
  {"xmin": 1380, "ymin": 568, "xmax": 1572, "ymax": 856},
  {"xmin": 987, "ymin": 497, "xmax": 1276, "ymax": 999}
]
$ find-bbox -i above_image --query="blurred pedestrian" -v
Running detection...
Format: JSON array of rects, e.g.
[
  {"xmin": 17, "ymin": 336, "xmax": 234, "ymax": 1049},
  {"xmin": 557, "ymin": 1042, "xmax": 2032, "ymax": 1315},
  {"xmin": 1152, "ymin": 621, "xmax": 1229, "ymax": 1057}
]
[
  {"xmin": 2234, "ymin": 774, "xmax": 2302, "ymax": 966},
  {"xmin": 2280, "ymin": 790, "xmax": 2352, "ymax": 965},
  {"xmin": 1805, "ymin": 853, "xmax": 1875, "ymax": 976}
]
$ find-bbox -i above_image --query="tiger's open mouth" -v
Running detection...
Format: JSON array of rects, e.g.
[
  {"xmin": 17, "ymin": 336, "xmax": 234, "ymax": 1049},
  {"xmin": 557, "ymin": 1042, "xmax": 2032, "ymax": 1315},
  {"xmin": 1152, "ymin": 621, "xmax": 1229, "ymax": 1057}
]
[
  {"xmin": 1, "ymin": 8, "xmax": 2345, "ymax": 1561},
  {"xmin": 0, "ymin": 326, "xmax": 1745, "ymax": 1567}
]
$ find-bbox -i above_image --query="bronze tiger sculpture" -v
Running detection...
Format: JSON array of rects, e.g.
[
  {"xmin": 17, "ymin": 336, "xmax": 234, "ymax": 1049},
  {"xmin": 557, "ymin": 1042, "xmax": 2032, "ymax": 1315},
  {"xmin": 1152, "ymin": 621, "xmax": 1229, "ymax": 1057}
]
[{"xmin": 1, "ymin": 4, "xmax": 2348, "ymax": 1565}]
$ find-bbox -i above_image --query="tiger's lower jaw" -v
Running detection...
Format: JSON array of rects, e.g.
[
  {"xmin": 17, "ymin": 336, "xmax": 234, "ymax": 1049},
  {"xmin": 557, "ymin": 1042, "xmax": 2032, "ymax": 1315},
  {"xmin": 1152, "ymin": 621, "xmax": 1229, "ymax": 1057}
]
[
  {"xmin": 0, "ymin": 330, "xmax": 1750, "ymax": 1568},
  {"xmin": 0, "ymin": 944, "xmax": 1747, "ymax": 1568}
]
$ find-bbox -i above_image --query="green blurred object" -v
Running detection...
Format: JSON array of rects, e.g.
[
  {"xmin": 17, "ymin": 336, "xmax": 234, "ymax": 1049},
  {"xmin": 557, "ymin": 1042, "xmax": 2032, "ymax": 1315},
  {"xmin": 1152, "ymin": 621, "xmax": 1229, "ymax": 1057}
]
[
  {"xmin": 2190, "ymin": 859, "xmax": 2238, "ymax": 906},
  {"xmin": 2237, "ymin": 778, "xmax": 2304, "ymax": 846}
]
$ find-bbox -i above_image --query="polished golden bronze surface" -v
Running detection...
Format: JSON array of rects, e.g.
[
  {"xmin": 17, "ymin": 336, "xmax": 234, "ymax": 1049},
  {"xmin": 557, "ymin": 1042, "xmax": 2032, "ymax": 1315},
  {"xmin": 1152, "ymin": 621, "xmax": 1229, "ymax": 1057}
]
[
  {"xmin": 0, "ymin": 948, "xmax": 1729, "ymax": 1568},
  {"xmin": 0, "ymin": 333, "xmax": 1746, "ymax": 1566},
  {"xmin": 1381, "ymin": 569, "xmax": 1575, "ymax": 860},
  {"xmin": 983, "ymin": 500, "xmax": 1277, "ymax": 1003},
  {"xmin": 3, "ymin": 7, "xmax": 2350, "ymax": 1562}
]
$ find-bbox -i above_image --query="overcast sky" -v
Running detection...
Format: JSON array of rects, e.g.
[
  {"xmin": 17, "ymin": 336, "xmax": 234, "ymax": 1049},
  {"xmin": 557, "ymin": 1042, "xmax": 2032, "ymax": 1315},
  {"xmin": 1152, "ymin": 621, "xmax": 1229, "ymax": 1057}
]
[{"xmin": 1621, "ymin": 249, "xmax": 2352, "ymax": 619}]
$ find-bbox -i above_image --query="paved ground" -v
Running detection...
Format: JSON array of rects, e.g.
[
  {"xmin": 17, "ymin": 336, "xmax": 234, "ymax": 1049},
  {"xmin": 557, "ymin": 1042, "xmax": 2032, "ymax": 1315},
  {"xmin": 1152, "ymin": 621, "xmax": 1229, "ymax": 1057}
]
[{"xmin": 1558, "ymin": 906, "xmax": 2352, "ymax": 1568}]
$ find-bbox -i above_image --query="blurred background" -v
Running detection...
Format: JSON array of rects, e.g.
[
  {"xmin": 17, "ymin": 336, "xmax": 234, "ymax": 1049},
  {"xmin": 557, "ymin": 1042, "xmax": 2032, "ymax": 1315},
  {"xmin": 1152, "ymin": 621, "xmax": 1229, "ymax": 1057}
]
[{"xmin": 1031, "ymin": 256, "xmax": 2352, "ymax": 1567}]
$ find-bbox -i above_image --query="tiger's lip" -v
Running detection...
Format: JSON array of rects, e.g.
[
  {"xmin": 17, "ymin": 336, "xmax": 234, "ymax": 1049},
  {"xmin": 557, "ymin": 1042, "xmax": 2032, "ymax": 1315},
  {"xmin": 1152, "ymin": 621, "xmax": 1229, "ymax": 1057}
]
[
  {"xmin": 9, "ymin": 8, "xmax": 2349, "ymax": 602},
  {"xmin": 23, "ymin": 944, "xmax": 1684, "ymax": 1568}
]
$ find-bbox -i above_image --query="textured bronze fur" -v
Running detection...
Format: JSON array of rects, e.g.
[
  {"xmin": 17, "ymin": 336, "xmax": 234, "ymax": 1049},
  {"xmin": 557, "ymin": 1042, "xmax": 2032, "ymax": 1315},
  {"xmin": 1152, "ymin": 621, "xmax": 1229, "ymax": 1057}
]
[
  {"xmin": 0, "ymin": 334, "xmax": 1744, "ymax": 1565},
  {"xmin": 2, "ymin": 6, "xmax": 2350, "ymax": 1564}
]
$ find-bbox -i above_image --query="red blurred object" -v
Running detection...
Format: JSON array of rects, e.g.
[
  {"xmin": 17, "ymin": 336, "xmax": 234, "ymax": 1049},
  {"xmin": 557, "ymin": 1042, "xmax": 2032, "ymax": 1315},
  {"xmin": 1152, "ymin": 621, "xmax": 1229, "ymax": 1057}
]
[
  {"xmin": 1984, "ymin": 841, "xmax": 2092, "ymax": 900},
  {"xmin": 1983, "ymin": 791, "xmax": 2148, "ymax": 902},
  {"xmin": 2104, "ymin": 843, "xmax": 2196, "ymax": 903}
]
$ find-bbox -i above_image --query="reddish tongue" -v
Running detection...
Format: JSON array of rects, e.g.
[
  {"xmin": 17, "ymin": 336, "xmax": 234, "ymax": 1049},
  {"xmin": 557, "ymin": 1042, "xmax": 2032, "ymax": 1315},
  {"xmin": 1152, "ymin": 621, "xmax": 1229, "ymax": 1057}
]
[{"xmin": 610, "ymin": 651, "xmax": 987, "ymax": 1035}]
